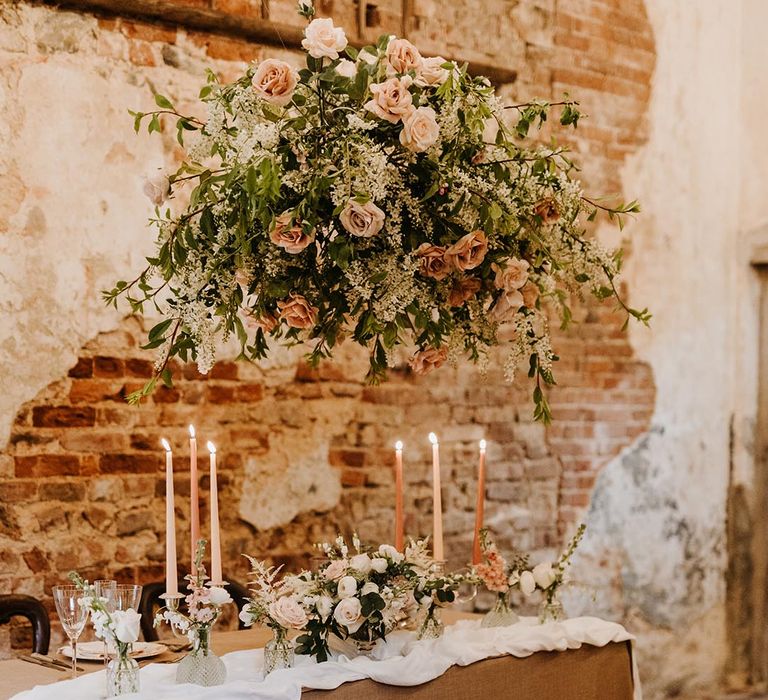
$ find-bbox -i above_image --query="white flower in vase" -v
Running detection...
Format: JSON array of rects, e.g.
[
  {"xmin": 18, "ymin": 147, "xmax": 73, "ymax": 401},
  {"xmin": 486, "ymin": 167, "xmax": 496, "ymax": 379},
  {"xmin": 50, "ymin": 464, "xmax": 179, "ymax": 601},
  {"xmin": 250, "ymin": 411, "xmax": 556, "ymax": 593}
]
[
  {"xmin": 349, "ymin": 553, "xmax": 373, "ymax": 574},
  {"xmin": 207, "ymin": 586, "xmax": 233, "ymax": 606},
  {"xmin": 112, "ymin": 609, "xmax": 142, "ymax": 644},
  {"xmin": 532, "ymin": 562, "xmax": 557, "ymax": 590},
  {"xmin": 337, "ymin": 576, "xmax": 358, "ymax": 598}
]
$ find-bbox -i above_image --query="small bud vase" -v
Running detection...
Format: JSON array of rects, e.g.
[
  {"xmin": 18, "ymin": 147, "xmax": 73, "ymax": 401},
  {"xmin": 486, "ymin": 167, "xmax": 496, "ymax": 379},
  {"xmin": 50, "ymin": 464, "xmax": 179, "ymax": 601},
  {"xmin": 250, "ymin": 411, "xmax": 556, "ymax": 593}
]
[
  {"xmin": 538, "ymin": 595, "xmax": 565, "ymax": 624},
  {"xmin": 106, "ymin": 643, "xmax": 140, "ymax": 697},
  {"xmin": 481, "ymin": 592, "xmax": 518, "ymax": 628},
  {"xmin": 417, "ymin": 607, "xmax": 444, "ymax": 640},
  {"xmin": 176, "ymin": 626, "xmax": 226, "ymax": 686},
  {"xmin": 264, "ymin": 627, "xmax": 294, "ymax": 675}
]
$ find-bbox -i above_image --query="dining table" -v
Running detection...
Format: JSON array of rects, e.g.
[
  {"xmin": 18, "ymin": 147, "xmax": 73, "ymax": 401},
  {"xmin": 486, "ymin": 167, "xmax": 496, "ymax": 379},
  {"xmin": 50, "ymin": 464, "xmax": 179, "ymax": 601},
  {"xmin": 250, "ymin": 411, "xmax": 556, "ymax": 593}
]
[{"xmin": 1, "ymin": 611, "xmax": 639, "ymax": 700}]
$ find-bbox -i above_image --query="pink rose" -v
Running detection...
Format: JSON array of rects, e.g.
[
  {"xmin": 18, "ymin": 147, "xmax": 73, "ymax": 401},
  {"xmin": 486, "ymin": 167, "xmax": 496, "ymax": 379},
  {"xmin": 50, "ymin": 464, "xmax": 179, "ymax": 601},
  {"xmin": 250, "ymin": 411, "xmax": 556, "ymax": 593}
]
[
  {"xmin": 301, "ymin": 17, "xmax": 347, "ymax": 59},
  {"xmin": 251, "ymin": 59, "xmax": 299, "ymax": 106},
  {"xmin": 489, "ymin": 290, "xmax": 524, "ymax": 323},
  {"xmin": 534, "ymin": 197, "xmax": 560, "ymax": 224},
  {"xmin": 445, "ymin": 230, "xmax": 488, "ymax": 271},
  {"xmin": 399, "ymin": 106, "xmax": 440, "ymax": 153},
  {"xmin": 268, "ymin": 596, "xmax": 308, "ymax": 630},
  {"xmin": 364, "ymin": 76, "xmax": 414, "ymax": 124},
  {"xmin": 415, "ymin": 243, "xmax": 451, "ymax": 280},
  {"xmin": 492, "ymin": 257, "xmax": 529, "ymax": 290},
  {"xmin": 270, "ymin": 212, "xmax": 315, "ymax": 254},
  {"xmin": 323, "ymin": 558, "xmax": 348, "ymax": 581},
  {"xmin": 385, "ymin": 38, "xmax": 423, "ymax": 75},
  {"xmin": 415, "ymin": 56, "xmax": 450, "ymax": 87},
  {"xmin": 277, "ymin": 293, "xmax": 318, "ymax": 329},
  {"xmin": 244, "ymin": 309, "xmax": 278, "ymax": 334},
  {"xmin": 333, "ymin": 597, "xmax": 363, "ymax": 633},
  {"xmin": 339, "ymin": 200, "xmax": 385, "ymax": 238},
  {"xmin": 448, "ymin": 276, "xmax": 482, "ymax": 306},
  {"xmin": 409, "ymin": 346, "xmax": 448, "ymax": 375}
]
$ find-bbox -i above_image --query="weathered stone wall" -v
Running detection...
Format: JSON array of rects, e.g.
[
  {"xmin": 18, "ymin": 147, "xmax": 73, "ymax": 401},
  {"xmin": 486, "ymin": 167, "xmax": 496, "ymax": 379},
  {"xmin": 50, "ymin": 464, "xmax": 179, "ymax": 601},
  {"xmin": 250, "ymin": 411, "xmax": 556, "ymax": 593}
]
[{"xmin": 16, "ymin": 1, "xmax": 761, "ymax": 697}]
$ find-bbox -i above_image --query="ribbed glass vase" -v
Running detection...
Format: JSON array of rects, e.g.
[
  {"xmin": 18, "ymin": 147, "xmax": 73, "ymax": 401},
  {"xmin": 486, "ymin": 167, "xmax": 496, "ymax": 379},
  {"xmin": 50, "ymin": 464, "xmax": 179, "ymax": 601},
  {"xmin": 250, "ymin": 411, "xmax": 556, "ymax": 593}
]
[
  {"xmin": 481, "ymin": 592, "xmax": 519, "ymax": 628},
  {"xmin": 176, "ymin": 626, "xmax": 226, "ymax": 686},
  {"xmin": 264, "ymin": 627, "xmax": 294, "ymax": 675},
  {"xmin": 106, "ymin": 645, "xmax": 140, "ymax": 697}
]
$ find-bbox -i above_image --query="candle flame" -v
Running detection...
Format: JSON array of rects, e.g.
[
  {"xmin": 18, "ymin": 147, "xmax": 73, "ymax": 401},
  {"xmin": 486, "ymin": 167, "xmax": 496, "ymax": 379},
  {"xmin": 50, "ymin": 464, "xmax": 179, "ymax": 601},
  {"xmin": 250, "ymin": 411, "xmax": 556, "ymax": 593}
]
[
  {"xmin": 428, "ymin": 432, "xmax": 438, "ymax": 445},
  {"xmin": 161, "ymin": 438, "xmax": 172, "ymax": 452},
  {"xmin": 395, "ymin": 440, "xmax": 403, "ymax": 451},
  {"xmin": 207, "ymin": 441, "xmax": 216, "ymax": 454},
  {"xmin": 189, "ymin": 424, "xmax": 196, "ymax": 438},
  {"xmin": 479, "ymin": 439, "xmax": 487, "ymax": 451}
]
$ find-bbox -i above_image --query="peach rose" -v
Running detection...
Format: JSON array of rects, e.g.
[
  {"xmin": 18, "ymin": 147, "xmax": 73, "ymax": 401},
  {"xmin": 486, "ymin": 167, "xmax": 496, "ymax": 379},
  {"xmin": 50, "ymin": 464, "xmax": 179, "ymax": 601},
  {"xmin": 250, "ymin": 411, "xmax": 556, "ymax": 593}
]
[
  {"xmin": 386, "ymin": 38, "xmax": 423, "ymax": 75},
  {"xmin": 445, "ymin": 230, "xmax": 488, "ymax": 271},
  {"xmin": 268, "ymin": 597, "xmax": 308, "ymax": 630},
  {"xmin": 448, "ymin": 276, "xmax": 482, "ymax": 306},
  {"xmin": 339, "ymin": 200, "xmax": 385, "ymax": 238},
  {"xmin": 301, "ymin": 17, "xmax": 347, "ymax": 59},
  {"xmin": 277, "ymin": 293, "xmax": 318, "ymax": 329},
  {"xmin": 409, "ymin": 346, "xmax": 448, "ymax": 375},
  {"xmin": 399, "ymin": 106, "xmax": 440, "ymax": 153},
  {"xmin": 415, "ymin": 56, "xmax": 450, "ymax": 87},
  {"xmin": 415, "ymin": 243, "xmax": 450, "ymax": 280},
  {"xmin": 251, "ymin": 59, "xmax": 299, "ymax": 107},
  {"xmin": 534, "ymin": 197, "xmax": 560, "ymax": 224},
  {"xmin": 323, "ymin": 558, "xmax": 348, "ymax": 581},
  {"xmin": 244, "ymin": 309, "xmax": 279, "ymax": 334},
  {"xmin": 270, "ymin": 212, "xmax": 315, "ymax": 254},
  {"xmin": 492, "ymin": 257, "xmax": 529, "ymax": 290},
  {"xmin": 489, "ymin": 290, "xmax": 524, "ymax": 323},
  {"xmin": 364, "ymin": 76, "xmax": 414, "ymax": 124},
  {"xmin": 521, "ymin": 282, "xmax": 539, "ymax": 308}
]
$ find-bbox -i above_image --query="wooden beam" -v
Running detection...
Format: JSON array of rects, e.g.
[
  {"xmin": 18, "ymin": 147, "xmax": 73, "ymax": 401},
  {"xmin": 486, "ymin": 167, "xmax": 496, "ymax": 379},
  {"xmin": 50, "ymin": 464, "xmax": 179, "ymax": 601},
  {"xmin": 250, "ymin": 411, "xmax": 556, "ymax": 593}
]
[{"xmin": 36, "ymin": 0, "xmax": 517, "ymax": 85}]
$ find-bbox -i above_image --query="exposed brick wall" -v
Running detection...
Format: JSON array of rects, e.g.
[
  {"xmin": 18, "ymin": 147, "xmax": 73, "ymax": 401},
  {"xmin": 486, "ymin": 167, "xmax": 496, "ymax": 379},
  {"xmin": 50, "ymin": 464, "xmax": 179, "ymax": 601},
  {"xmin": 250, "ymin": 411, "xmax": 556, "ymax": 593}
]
[{"xmin": 0, "ymin": 0, "xmax": 655, "ymax": 657}]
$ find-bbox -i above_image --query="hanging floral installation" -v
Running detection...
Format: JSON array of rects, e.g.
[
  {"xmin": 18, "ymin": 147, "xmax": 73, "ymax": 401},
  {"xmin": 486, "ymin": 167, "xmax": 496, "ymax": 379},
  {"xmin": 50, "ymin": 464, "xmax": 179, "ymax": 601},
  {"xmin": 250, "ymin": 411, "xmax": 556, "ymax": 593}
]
[{"xmin": 105, "ymin": 1, "xmax": 649, "ymax": 422}]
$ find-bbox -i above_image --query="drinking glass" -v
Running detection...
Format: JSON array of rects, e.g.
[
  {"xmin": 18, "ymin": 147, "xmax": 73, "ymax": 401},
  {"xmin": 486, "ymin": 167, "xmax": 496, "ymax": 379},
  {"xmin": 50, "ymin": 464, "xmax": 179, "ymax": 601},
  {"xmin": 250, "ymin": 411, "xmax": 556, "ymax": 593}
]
[
  {"xmin": 114, "ymin": 584, "xmax": 142, "ymax": 612},
  {"xmin": 94, "ymin": 579, "xmax": 117, "ymax": 665},
  {"xmin": 52, "ymin": 585, "xmax": 88, "ymax": 678}
]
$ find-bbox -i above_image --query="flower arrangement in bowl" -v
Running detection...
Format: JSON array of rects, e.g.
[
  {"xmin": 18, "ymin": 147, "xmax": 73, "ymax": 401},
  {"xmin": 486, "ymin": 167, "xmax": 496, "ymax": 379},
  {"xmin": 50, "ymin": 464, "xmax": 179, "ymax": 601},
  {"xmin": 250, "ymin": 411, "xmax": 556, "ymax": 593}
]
[
  {"xmin": 154, "ymin": 540, "xmax": 232, "ymax": 686},
  {"xmin": 69, "ymin": 573, "xmax": 142, "ymax": 697},
  {"xmin": 106, "ymin": 0, "xmax": 649, "ymax": 423},
  {"xmin": 475, "ymin": 524, "xmax": 586, "ymax": 625}
]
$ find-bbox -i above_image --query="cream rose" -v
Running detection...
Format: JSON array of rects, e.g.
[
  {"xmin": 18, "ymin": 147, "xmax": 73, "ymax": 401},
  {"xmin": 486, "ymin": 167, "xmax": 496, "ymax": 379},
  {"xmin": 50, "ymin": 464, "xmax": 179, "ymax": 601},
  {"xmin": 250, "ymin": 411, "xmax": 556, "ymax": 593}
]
[
  {"xmin": 378, "ymin": 544, "xmax": 404, "ymax": 562},
  {"xmin": 415, "ymin": 56, "xmax": 450, "ymax": 87},
  {"xmin": 207, "ymin": 586, "xmax": 232, "ymax": 606},
  {"xmin": 337, "ymin": 575, "xmax": 358, "ymax": 598},
  {"xmin": 415, "ymin": 243, "xmax": 450, "ymax": 280},
  {"xmin": 492, "ymin": 257, "xmax": 529, "ymax": 290},
  {"xmin": 301, "ymin": 17, "xmax": 347, "ymax": 59},
  {"xmin": 112, "ymin": 609, "xmax": 142, "ymax": 644},
  {"xmin": 444, "ymin": 230, "xmax": 488, "ymax": 271},
  {"xmin": 532, "ymin": 562, "xmax": 557, "ymax": 590},
  {"xmin": 409, "ymin": 346, "xmax": 448, "ymax": 376},
  {"xmin": 364, "ymin": 76, "xmax": 414, "ymax": 124},
  {"xmin": 143, "ymin": 172, "xmax": 170, "ymax": 206},
  {"xmin": 277, "ymin": 293, "xmax": 318, "ymax": 329},
  {"xmin": 399, "ymin": 106, "xmax": 440, "ymax": 153},
  {"xmin": 333, "ymin": 597, "xmax": 363, "ymax": 633},
  {"xmin": 385, "ymin": 38, "xmax": 423, "ymax": 75},
  {"xmin": 335, "ymin": 58, "xmax": 357, "ymax": 78},
  {"xmin": 339, "ymin": 200, "xmax": 385, "ymax": 238},
  {"xmin": 489, "ymin": 290, "xmax": 524, "ymax": 323},
  {"xmin": 520, "ymin": 570, "xmax": 536, "ymax": 597},
  {"xmin": 323, "ymin": 558, "xmax": 348, "ymax": 581},
  {"xmin": 268, "ymin": 596, "xmax": 308, "ymax": 630},
  {"xmin": 370, "ymin": 557, "xmax": 388, "ymax": 573},
  {"xmin": 349, "ymin": 553, "xmax": 372, "ymax": 574},
  {"xmin": 448, "ymin": 276, "xmax": 482, "ymax": 306},
  {"xmin": 270, "ymin": 212, "xmax": 315, "ymax": 254},
  {"xmin": 251, "ymin": 59, "xmax": 299, "ymax": 106}
]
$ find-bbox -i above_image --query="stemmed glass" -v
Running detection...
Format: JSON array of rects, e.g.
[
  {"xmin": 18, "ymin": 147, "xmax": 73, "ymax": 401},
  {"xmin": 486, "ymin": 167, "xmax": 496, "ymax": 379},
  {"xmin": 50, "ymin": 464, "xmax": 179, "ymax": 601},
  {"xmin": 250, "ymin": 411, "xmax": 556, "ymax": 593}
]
[
  {"xmin": 52, "ymin": 585, "xmax": 88, "ymax": 679},
  {"xmin": 114, "ymin": 584, "xmax": 142, "ymax": 612},
  {"xmin": 94, "ymin": 579, "xmax": 117, "ymax": 665}
]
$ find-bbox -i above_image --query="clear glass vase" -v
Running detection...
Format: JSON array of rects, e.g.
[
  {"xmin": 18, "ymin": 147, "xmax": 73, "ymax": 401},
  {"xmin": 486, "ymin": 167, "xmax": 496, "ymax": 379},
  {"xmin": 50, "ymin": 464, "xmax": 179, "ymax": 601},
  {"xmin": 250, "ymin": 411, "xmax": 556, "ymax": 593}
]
[
  {"xmin": 481, "ymin": 592, "xmax": 519, "ymax": 628},
  {"xmin": 264, "ymin": 627, "xmax": 294, "ymax": 675},
  {"xmin": 538, "ymin": 595, "xmax": 565, "ymax": 624},
  {"xmin": 417, "ymin": 607, "xmax": 444, "ymax": 640},
  {"xmin": 106, "ymin": 647, "xmax": 140, "ymax": 697},
  {"xmin": 176, "ymin": 626, "xmax": 226, "ymax": 686}
]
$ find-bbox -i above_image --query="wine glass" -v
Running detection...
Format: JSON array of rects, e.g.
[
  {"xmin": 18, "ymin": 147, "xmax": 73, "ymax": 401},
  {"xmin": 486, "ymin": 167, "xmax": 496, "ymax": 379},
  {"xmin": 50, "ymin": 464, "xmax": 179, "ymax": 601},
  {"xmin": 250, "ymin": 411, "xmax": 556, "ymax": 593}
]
[
  {"xmin": 52, "ymin": 585, "xmax": 88, "ymax": 678},
  {"xmin": 94, "ymin": 579, "xmax": 117, "ymax": 665},
  {"xmin": 114, "ymin": 584, "xmax": 142, "ymax": 612}
]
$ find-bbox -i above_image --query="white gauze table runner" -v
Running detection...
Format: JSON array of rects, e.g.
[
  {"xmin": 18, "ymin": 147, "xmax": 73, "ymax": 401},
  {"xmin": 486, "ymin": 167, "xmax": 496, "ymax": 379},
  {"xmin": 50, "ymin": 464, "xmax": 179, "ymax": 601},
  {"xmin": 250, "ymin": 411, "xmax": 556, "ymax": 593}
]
[{"xmin": 12, "ymin": 616, "xmax": 641, "ymax": 700}]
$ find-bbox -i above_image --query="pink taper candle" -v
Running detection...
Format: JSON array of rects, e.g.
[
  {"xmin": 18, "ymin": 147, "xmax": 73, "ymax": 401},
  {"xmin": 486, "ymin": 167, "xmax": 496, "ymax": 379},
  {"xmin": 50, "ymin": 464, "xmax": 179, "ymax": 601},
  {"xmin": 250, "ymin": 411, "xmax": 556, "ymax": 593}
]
[
  {"xmin": 394, "ymin": 441, "xmax": 404, "ymax": 552},
  {"xmin": 207, "ymin": 441, "xmax": 223, "ymax": 584},
  {"xmin": 161, "ymin": 439, "xmax": 179, "ymax": 596},
  {"xmin": 429, "ymin": 433, "xmax": 444, "ymax": 562},
  {"xmin": 472, "ymin": 439, "xmax": 488, "ymax": 566},
  {"xmin": 189, "ymin": 425, "xmax": 200, "ymax": 575}
]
